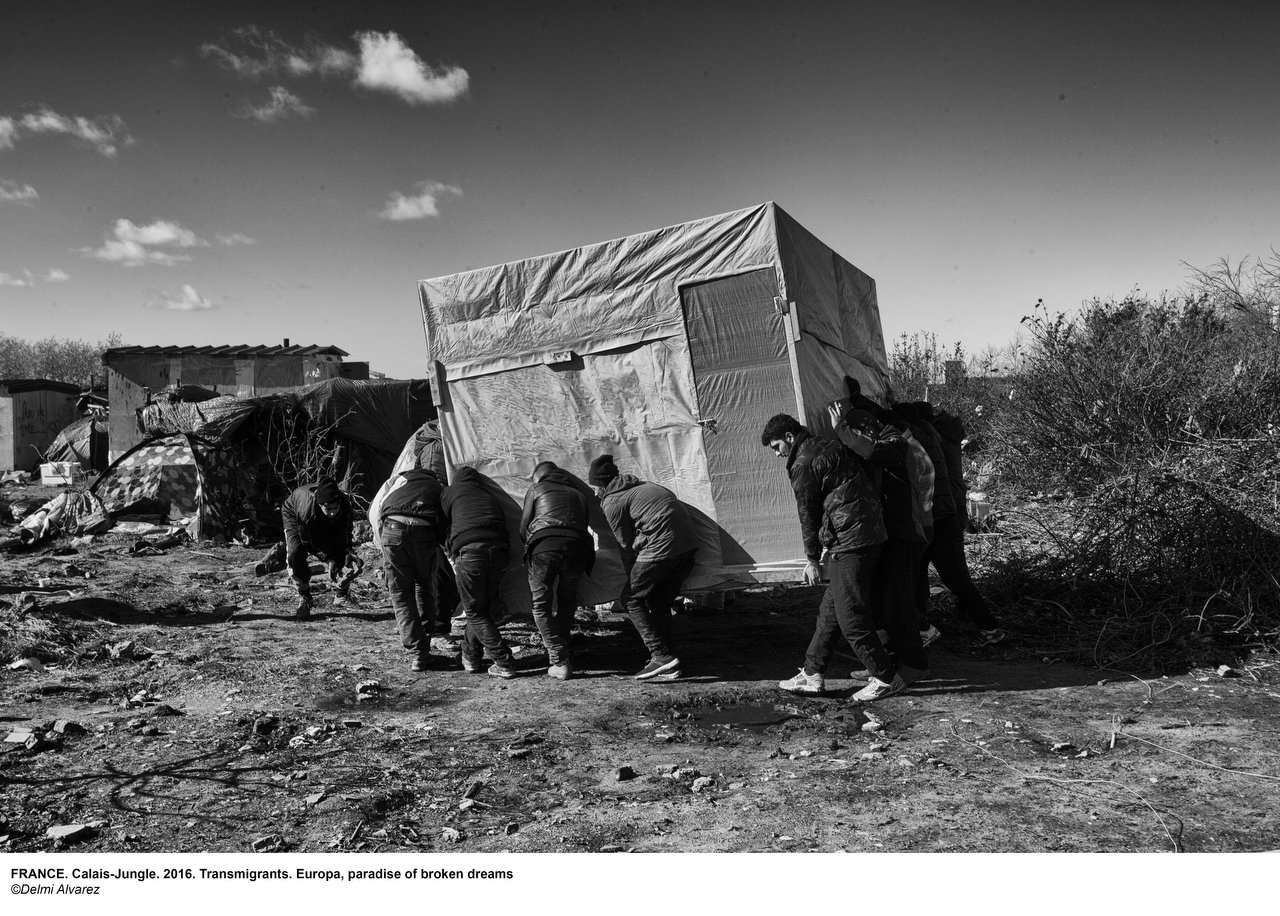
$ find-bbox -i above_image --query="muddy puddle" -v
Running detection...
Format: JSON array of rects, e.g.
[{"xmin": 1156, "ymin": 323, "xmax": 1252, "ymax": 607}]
[
  {"xmin": 311, "ymin": 688, "xmax": 463, "ymax": 714},
  {"xmin": 691, "ymin": 703, "xmax": 802, "ymax": 732}
]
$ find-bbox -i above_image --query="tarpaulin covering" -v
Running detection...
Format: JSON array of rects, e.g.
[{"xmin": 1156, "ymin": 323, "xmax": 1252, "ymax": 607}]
[
  {"xmin": 418, "ymin": 202, "xmax": 889, "ymax": 605},
  {"xmin": 45, "ymin": 416, "xmax": 109, "ymax": 472}
]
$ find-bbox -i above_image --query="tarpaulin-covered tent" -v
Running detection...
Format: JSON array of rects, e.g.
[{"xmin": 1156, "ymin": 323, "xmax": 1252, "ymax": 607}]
[
  {"xmin": 46, "ymin": 416, "xmax": 109, "ymax": 472},
  {"xmin": 88, "ymin": 433, "xmax": 243, "ymax": 540},
  {"xmin": 418, "ymin": 202, "xmax": 889, "ymax": 601}
]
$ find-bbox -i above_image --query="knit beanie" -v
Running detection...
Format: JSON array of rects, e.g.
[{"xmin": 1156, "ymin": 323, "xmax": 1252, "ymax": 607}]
[
  {"xmin": 314, "ymin": 477, "xmax": 341, "ymax": 505},
  {"xmin": 588, "ymin": 454, "xmax": 619, "ymax": 486}
]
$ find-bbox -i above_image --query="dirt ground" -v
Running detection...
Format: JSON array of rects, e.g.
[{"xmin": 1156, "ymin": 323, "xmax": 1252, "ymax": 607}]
[{"xmin": 3, "ymin": 485, "xmax": 1279, "ymax": 854}]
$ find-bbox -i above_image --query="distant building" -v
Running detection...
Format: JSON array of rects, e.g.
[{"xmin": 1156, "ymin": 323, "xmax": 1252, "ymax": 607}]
[
  {"xmin": 0, "ymin": 379, "xmax": 81, "ymax": 472},
  {"xmin": 102, "ymin": 343, "xmax": 357, "ymax": 458}
]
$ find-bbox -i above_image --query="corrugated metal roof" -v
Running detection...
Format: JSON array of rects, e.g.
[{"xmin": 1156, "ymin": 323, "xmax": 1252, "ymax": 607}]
[
  {"xmin": 0, "ymin": 378, "xmax": 84, "ymax": 395},
  {"xmin": 102, "ymin": 344, "xmax": 349, "ymax": 361}
]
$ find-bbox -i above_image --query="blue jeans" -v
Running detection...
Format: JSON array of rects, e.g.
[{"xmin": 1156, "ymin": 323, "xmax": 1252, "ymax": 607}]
[
  {"xmin": 454, "ymin": 542, "xmax": 513, "ymax": 665},
  {"xmin": 528, "ymin": 542, "xmax": 590, "ymax": 665}
]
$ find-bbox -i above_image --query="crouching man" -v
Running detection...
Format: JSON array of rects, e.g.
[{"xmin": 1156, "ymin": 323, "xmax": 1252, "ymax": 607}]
[
  {"xmin": 761, "ymin": 413, "xmax": 905, "ymax": 703},
  {"xmin": 282, "ymin": 477, "xmax": 359, "ymax": 620},
  {"xmin": 374, "ymin": 466, "xmax": 445, "ymax": 672},
  {"xmin": 442, "ymin": 467, "xmax": 519, "ymax": 679},
  {"xmin": 521, "ymin": 461, "xmax": 595, "ymax": 680},
  {"xmin": 589, "ymin": 454, "xmax": 698, "ymax": 681}
]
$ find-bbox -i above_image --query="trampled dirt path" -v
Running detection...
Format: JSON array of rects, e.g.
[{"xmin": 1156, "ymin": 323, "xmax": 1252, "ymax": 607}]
[{"xmin": 3, "ymin": 503, "xmax": 1279, "ymax": 854}]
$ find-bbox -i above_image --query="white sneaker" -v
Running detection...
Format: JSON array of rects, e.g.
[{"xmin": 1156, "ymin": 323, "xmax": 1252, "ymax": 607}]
[
  {"xmin": 547, "ymin": 662, "xmax": 572, "ymax": 680},
  {"xmin": 777, "ymin": 668, "xmax": 824, "ymax": 695},
  {"xmin": 851, "ymin": 673, "xmax": 906, "ymax": 703},
  {"xmin": 919, "ymin": 624, "xmax": 942, "ymax": 648}
]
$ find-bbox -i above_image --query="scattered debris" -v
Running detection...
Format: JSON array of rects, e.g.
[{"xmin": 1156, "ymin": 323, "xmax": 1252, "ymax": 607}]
[
  {"xmin": 508, "ymin": 747, "xmax": 532, "ymax": 760},
  {"xmin": 305, "ymin": 792, "xmax": 326, "ymax": 807},
  {"xmin": 8, "ymin": 658, "xmax": 46, "ymax": 673},
  {"xmin": 252, "ymin": 715, "xmax": 279, "ymax": 735},
  {"xmin": 251, "ymin": 834, "xmax": 286, "ymax": 852},
  {"xmin": 46, "ymin": 822, "xmax": 104, "ymax": 844},
  {"xmin": 1216, "ymin": 665, "xmax": 1241, "ymax": 678},
  {"xmin": 614, "ymin": 765, "xmax": 638, "ymax": 782},
  {"xmin": 441, "ymin": 827, "xmax": 462, "ymax": 844},
  {"xmin": 691, "ymin": 776, "xmax": 715, "ymax": 792},
  {"xmin": 52, "ymin": 720, "xmax": 86, "ymax": 736}
]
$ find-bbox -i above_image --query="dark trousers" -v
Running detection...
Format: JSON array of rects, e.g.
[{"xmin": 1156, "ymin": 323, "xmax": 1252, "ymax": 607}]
[
  {"xmin": 381, "ymin": 521, "xmax": 439, "ymax": 654},
  {"xmin": 431, "ymin": 551, "xmax": 460, "ymax": 634},
  {"xmin": 919, "ymin": 513, "xmax": 999, "ymax": 630},
  {"xmin": 873, "ymin": 539, "xmax": 929, "ymax": 670},
  {"xmin": 284, "ymin": 530, "xmax": 340, "ymax": 593},
  {"xmin": 622, "ymin": 550, "xmax": 696, "ymax": 660},
  {"xmin": 528, "ymin": 542, "xmax": 590, "ymax": 666},
  {"xmin": 804, "ymin": 545, "xmax": 893, "ymax": 680},
  {"xmin": 454, "ymin": 542, "xmax": 514, "ymax": 665}
]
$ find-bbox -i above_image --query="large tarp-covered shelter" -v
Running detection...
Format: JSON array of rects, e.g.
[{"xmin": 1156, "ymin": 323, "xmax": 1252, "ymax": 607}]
[
  {"xmin": 46, "ymin": 416, "xmax": 110, "ymax": 472},
  {"xmin": 418, "ymin": 202, "xmax": 890, "ymax": 601}
]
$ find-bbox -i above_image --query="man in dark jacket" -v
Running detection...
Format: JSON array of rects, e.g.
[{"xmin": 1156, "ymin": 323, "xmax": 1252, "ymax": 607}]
[
  {"xmin": 520, "ymin": 461, "xmax": 595, "ymax": 679},
  {"xmin": 590, "ymin": 454, "xmax": 697, "ymax": 681},
  {"xmin": 892, "ymin": 401, "xmax": 952, "ymax": 647},
  {"xmin": 441, "ymin": 466, "xmax": 519, "ymax": 678},
  {"xmin": 376, "ymin": 467, "xmax": 446, "ymax": 672},
  {"xmin": 762, "ymin": 413, "xmax": 905, "ymax": 703},
  {"xmin": 282, "ymin": 477, "xmax": 357, "ymax": 621},
  {"xmin": 916, "ymin": 403, "xmax": 1005, "ymax": 645}
]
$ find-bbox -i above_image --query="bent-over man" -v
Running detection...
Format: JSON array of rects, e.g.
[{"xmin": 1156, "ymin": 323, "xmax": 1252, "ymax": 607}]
[
  {"xmin": 282, "ymin": 477, "xmax": 358, "ymax": 621},
  {"xmin": 374, "ymin": 467, "xmax": 445, "ymax": 672},
  {"xmin": 590, "ymin": 454, "xmax": 697, "ymax": 681},
  {"xmin": 521, "ymin": 461, "xmax": 595, "ymax": 680}
]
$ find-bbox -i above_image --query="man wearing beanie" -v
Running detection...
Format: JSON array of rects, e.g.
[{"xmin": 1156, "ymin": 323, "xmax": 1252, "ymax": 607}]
[
  {"xmin": 281, "ymin": 476, "xmax": 358, "ymax": 620},
  {"xmin": 520, "ymin": 461, "xmax": 595, "ymax": 679},
  {"xmin": 590, "ymin": 454, "xmax": 698, "ymax": 680},
  {"xmin": 441, "ymin": 466, "xmax": 519, "ymax": 678}
]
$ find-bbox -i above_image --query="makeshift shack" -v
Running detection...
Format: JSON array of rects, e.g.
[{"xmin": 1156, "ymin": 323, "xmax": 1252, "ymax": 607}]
[
  {"xmin": 418, "ymin": 202, "xmax": 889, "ymax": 602},
  {"xmin": 0, "ymin": 379, "xmax": 81, "ymax": 472}
]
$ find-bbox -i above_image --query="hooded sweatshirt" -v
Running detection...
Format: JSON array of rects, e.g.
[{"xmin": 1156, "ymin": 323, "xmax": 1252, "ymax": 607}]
[
  {"xmin": 599, "ymin": 474, "xmax": 698, "ymax": 565},
  {"xmin": 440, "ymin": 466, "xmax": 509, "ymax": 556}
]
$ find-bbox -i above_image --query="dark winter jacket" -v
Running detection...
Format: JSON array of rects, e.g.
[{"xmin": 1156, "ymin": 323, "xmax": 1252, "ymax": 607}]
[
  {"xmin": 441, "ymin": 466, "xmax": 509, "ymax": 556},
  {"xmin": 786, "ymin": 429, "xmax": 885, "ymax": 562},
  {"xmin": 599, "ymin": 474, "xmax": 699, "ymax": 566},
  {"xmin": 929, "ymin": 411, "xmax": 969, "ymax": 507},
  {"xmin": 908, "ymin": 419, "xmax": 955, "ymax": 520},
  {"xmin": 282, "ymin": 482, "xmax": 352, "ymax": 563},
  {"xmin": 866, "ymin": 423, "xmax": 933, "ymax": 543},
  {"xmin": 520, "ymin": 467, "xmax": 594, "ymax": 566},
  {"xmin": 378, "ymin": 469, "xmax": 444, "ymax": 527}
]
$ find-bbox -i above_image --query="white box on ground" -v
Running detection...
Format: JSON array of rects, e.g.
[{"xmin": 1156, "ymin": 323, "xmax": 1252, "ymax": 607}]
[{"xmin": 40, "ymin": 461, "xmax": 83, "ymax": 486}]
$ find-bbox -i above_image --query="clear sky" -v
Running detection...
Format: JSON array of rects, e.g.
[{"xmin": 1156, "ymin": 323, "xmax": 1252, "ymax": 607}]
[{"xmin": 2, "ymin": 1, "xmax": 1277, "ymax": 378}]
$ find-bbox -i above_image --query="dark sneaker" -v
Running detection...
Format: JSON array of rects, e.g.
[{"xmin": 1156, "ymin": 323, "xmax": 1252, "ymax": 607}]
[
  {"xmin": 919, "ymin": 625, "xmax": 943, "ymax": 648},
  {"xmin": 488, "ymin": 662, "xmax": 518, "ymax": 680},
  {"xmin": 851, "ymin": 673, "xmax": 907, "ymax": 703},
  {"xmin": 778, "ymin": 668, "xmax": 824, "ymax": 695},
  {"xmin": 411, "ymin": 653, "xmax": 432, "ymax": 672},
  {"xmin": 898, "ymin": 665, "xmax": 930, "ymax": 686},
  {"xmin": 979, "ymin": 628, "xmax": 1007, "ymax": 646},
  {"xmin": 634, "ymin": 655, "xmax": 680, "ymax": 680},
  {"xmin": 294, "ymin": 597, "xmax": 313, "ymax": 620}
]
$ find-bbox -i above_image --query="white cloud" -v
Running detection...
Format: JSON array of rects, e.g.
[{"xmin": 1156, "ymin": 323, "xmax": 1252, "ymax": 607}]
[
  {"xmin": 216, "ymin": 232, "xmax": 257, "ymax": 246},
  {"xmin": 156, "ymin": 284, "xmax": 215, "ymax": 311},
  {"xmin": 0, "ymin": 179, "xmax": 38, "ymax": 204},
  {"xmin": 0, "ymin": 270, "xmax": 33, "ymax": 287},
  {"xmin": 379, "ymin": 180, "xmax": 462, "ymax": 221},
  {"xmin": 202, "ymin": 26, "xmax": 355, "ymax": 79},
  {"xmin": 202, "ymin": 27, "xmax": 467, "ymax": 108},
  {"xmin": 83, "ymin": 219, "xmax": 206, "ymax": 267},
  {"xmin": 237, "ymin": 86, "xmax": 315, "ymax": 123},
  {"xmin": 354, "ymin": 31, "xmax": 469, "ymax": 105},
  {"xmin": 5, "ymin": 106, "xmax": 134, "ymax": 157},
  {"xmin": 45, "ymin": 268, "xmax": 70, "ymax": 282}
]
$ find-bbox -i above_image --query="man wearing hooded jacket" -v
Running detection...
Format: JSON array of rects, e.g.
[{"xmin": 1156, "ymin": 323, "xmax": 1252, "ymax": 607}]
[
  {"xmin": 441, "ymin": 466, "xmax": 519, "ymax": 678},
  {"xmin": 520, "ymin": 461, "xmax": 595, "ymax": 679},
  {"xmin": 589, "ymin": 454, "xmax": 697, "ymax": 681}
]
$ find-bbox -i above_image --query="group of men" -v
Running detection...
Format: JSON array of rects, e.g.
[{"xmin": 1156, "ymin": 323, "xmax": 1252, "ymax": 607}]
[
  {"xmin": 278, "ymin": 452, "xmax": 699, "ymax": 682},
  {"xmin": 278, "ymin": 380, "xmax": 998, "ymax": 701},
  {"xmin": 760, "ymin": 377, "xmax": 1003, "ymax": 703}
]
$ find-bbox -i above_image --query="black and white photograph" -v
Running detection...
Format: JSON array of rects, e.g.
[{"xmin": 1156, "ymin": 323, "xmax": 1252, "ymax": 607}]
[{"xmin": 1, "ymin": 1, "xmax": 1276, "ymax": 910}]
